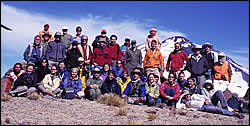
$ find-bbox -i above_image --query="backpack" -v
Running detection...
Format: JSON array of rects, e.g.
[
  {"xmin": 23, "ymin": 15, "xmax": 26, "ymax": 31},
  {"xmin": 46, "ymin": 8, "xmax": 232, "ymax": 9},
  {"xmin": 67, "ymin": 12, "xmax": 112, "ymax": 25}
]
[
  {"xmin": 23, "ymin": 43, "xmax": 43, "ymax": 64},
  {"xmin": 62, "ymin": 79, "xmax": 75, "ymax": 99}
]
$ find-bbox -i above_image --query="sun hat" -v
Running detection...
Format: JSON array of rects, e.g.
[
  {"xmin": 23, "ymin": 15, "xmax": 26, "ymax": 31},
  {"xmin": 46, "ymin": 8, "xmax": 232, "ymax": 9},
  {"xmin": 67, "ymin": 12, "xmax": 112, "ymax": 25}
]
[
  {"xmin": 78, "ymin": 57, "xmax": 84, "ymax": 62},
  {"xmin": 62, "ymin": 26, "xmax": 68, "ymax": 30},
  {"xmin": 202, "ymin": 42, "xmax": 213, "ymax": 49},
  {"xmin": 93, "ymin": 67, "xmax": 101, "ymax": 73},
  {"xmin": 54, "ymin": 32, "xmax": 61, "ymax": 37},
  {"xmin": 192, "ymin": 45, "xmax": 202, "ymax": 52},
  {"xmin": 218, "ymin": 52, "xmax": 225, "ymax": 57}
]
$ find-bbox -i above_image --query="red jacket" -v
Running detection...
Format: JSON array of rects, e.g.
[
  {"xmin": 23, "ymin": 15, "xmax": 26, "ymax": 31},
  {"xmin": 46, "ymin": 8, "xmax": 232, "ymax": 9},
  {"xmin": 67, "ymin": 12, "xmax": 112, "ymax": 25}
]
[
  {"xmin": 92, "ymin": 47, "xmax": 112, "ymax": 66},
  {"xmin": 160, "ymin": 81, "xmax": 180, "ymax": 100},
  {"xmin": 108, "ymin": 43, "xmax": 121, "ymax": 60},
  {"xmin": 166, "ymin": 50, "xmax": 188, "ymax": 72},
  {"xmin": 5, "ymin": 70, "xmax": 25, "ymax": 92}
]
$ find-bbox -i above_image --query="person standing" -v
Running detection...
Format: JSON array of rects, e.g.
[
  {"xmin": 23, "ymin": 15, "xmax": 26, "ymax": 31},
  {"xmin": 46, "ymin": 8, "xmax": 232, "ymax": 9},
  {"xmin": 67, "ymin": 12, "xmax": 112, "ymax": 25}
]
[
  {"xmin": 124, "ymin": 40, "xmax": 142, "ymax": 75},
  {"xmin": 145, "ymin": 28, "xmax": 161, "ymax": 51},
  {"xmin": 38, "ymin": 24, "xmax": 54, "ymax": 42},
  {"xmin": 61, "ymin": 26, "xmax": 72, "ymax": 52},
  {"xmin": 65, "ymin": 41, "xmax": 82, "ymax": 69},
  {"xmin": 202, "ymin": 43, "xmax": 216, "ymax": 80},
  {"xmin": 92, "ymin": 29, "xmax": 110, "ymax": 50},
  {"xmin": 120, "ymin": 37, "xmax": 132, "ymax": 65},
  {"xmin": 70, "ymin": 26, "xmax": 83, "ymax": 48},
  {"xmin": 186, "ymin": 45, "xmax": 209, "ymax": 89},
  {"xmin": 46, "ymin": 32, "xmax": 66, "ymax": 68},
  {"xmin": 78, "ymin": 35, "xmax": 92, "ymax": 74},
  {"xmin": 143, "ymin": 40, "xmax": 164, "ymax": 84},
  {"xmin": 108, "ymin": 35, "xmax": 122, "ymax": 67},
  {"xmin": 40, "ymin": 32, "xmax": 52, "ymax": 57}
]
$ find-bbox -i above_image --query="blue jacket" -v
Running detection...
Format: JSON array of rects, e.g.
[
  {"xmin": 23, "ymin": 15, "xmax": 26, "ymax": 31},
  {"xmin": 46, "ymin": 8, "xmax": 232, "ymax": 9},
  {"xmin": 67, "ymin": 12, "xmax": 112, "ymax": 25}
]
[
  {"xmin": 112, "ymin": 66, "xmax": 124, "ymax": 77},
  {"xmin": 177, "ymin": 79, "xmax": 187, "ymax": 90},
  {"xmin": 123, "ymin": 79, "xmax": 146, "ymax": 98},
  {"xmin": 62, "ymin": 76, "xmax": 82, "ymax": 94},
  {"xmin": 46, "ymin": 41, "xmax": 66, "ymax": 62},
  {"xmin": 23, "ymin": 43, "xmax": 45, "ymax": 64},
  {"xmin": 58, "ymin": 68, "xmax": 70, "ymax": 89},
  {"xmin": 102, "ymin": 78, "xmax": 122, "ymax": 96}
]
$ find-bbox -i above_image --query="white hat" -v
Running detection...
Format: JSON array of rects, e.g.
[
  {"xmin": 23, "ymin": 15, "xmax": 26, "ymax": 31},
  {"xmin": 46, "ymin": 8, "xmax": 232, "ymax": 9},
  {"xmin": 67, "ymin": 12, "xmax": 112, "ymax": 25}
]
[
  {"xmin": 62, "ymin": 26, "xmax": 68, "ymax": 30},
  {"xmin": 78, "ymin": 57, "xmax": 84, "ymax": 62},
  {"xmin": 218, "ymin": 52, "xmax": 225, "ymax": 57},
  {"xmin": 93, "ymin": 67, "xmax": 101, "ymax": 72},
  {"xmin": 204, "ymin": 79, "xmax": 212, "ymax": 84},
  {"xmin": 192, "ymin": 45, "xmax": 202, "ymax": 52}
]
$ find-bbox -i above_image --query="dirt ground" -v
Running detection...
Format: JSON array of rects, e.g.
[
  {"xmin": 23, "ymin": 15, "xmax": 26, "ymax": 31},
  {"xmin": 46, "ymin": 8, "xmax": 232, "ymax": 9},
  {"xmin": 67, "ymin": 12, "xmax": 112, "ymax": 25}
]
[{"xmin": 1, "ymin": 96, "xmax": 249, "ymax": 125}]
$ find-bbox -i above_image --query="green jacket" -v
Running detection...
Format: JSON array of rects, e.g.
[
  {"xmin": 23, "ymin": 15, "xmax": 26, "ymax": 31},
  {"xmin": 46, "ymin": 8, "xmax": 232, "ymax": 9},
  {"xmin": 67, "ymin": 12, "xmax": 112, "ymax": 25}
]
[
  {"xmin": 145, "ymin": 82, "xmax": 160, "ymax": 98},
  {"xmin": 86, "ymin": 77, "xmax": 103, "ymax": 88}
]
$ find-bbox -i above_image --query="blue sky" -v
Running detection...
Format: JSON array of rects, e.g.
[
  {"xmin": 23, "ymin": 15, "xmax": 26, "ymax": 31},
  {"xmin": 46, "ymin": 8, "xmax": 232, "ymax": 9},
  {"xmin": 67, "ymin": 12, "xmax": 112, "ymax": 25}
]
[{"xmin": 1, "ymin": 1, "xmax": 249, "ymax": 77}]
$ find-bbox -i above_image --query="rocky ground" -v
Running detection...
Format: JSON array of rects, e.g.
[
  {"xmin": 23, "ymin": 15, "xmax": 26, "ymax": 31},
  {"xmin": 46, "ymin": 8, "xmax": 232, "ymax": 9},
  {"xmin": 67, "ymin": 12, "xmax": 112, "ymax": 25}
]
[{"xmin": 1, "ymin": 96, "xmax": 249, "ymax": 125}]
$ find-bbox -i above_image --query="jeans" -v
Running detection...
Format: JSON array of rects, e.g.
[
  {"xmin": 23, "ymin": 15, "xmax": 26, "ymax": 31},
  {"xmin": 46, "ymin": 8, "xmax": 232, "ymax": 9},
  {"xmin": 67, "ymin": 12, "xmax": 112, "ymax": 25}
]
[
  {"xmin": 211, "ymin": 90, "xmax": 228, "ymax": 109},
  {"xmin": 191, "ymin": 75, "xmax": 206, "ymax": 89},
  {"xmin": 201, "ymin": 103, "xmax": 235, "ymax": 116},
  {"xmin": 147, "ymin": 95, "xmax": 162, "ymax": 105},
  {"xmin": 163, "ymin": 88, "xmax": 177, "ymax": 106},
  {"xmin": 204, "ymin": 69, "xmax": 212, "ymax": 80}
]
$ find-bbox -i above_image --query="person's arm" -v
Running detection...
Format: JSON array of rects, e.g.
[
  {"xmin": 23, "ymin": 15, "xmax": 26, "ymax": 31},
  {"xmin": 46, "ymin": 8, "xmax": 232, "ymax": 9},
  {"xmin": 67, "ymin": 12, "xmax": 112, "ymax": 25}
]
[
  {"xmin": 159, "ymin": 52, "xmax": 165, "ymax": 71},
  {"xmin": 138, "ymin": 50, "xmax": 142, "ymax": 67},
  {"xmin": 124, "ymin": 51, "xmax": 128, "ymax": 69},
  {"xmin": 166, "ymin": 53, "xmax": 171, "ymax": 72},
  {"xmin": 75, "ymin": 79, "xmax": 82, "ymax": 93},
  {"xmin": 154, "ymin": 85, "xmax": 160, "ymax": 98},
  {"xmin": 172, "ymin": 84, "xmax": 181, "ymax": 100},
  {"xmin": 23, "ymin": 45, "xmax": 31, "ymax": 62},
  {"xmin": 157, "ymin": 36, "xmax": 162, "ymax": 49},
  {"xmin": 143, "ymin": 51, "xmax": 149, "ymax": 70},
  {"xmin": 228, "ymin": 63, "xmax": 232, "ymax": 82},
  {"xmin": 159, "ymin": 82, "xmax": 168, "ymax": 98}
]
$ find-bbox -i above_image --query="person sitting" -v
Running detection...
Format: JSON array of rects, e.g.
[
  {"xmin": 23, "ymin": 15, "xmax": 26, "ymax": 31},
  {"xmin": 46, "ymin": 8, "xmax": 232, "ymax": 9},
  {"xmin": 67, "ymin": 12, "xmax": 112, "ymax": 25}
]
[
  {"xmin": 112, "ymin": 60, "xmax": 124, "ymax": 77},
  {"xmin": 5, "ymin": 63, "xmax": 25, "ymax": 93},
  {"xmin": 62, "ymin": 68, "xmax": 82, "ymax": 99},
  {"xmin": 58, "ymin": 61, "xmax": 70, "ymax": 89},
  {"xmin": 181, "ymin": 93, "xmax": 244, "ymax": 119},
  {"xmin": 38, "ymin": 64, "xmax": 61, "ymax": 97},
  {"xmin": 77, "ymin": 57, "xmax": 89, "ymax": 98},
  {"xmin": 145, "ymin": 73, "xmax": 161, "ymax": 106},
  {"xmin": 122, "ymin": 67, "xmax": 146, "ymax": 105},
  {"xmin": 86, "ymin": 67, "xmax": 103, "ymax": 100},
  {"xmin": 176, "ymin": 71, "xmax": 187, "ymax": 93},
  {"xmin": 65, "ymin": 40, "xmax": 82, "ymax": 70},
  {"xmin": 8, "ymin": 64, "xmax": 38, "ymax": 96},
  {"xmin": 35, "ymin": 59, "xmax": 50, "ymax": 84},
  {"xmin": 101, "ymin": 70, "xmax": 122, "ymax": 96},
  {"xmin": 100, "ymin": 63, "xmax": 111, "ymax": 81},
  {"xmin": 201, "ymin": 80, "xmax": 231, "ymax": 110},
  {"xmin": 183, "ymin": 77, "xmax": 201, "ymax": 95},
  {"xmin": 160, "ymin": 72, "xmax": 181, "ymax": 109},
  {"xmin": 116, "ymin": 69, "xmax": 131, "ymax": 94}
]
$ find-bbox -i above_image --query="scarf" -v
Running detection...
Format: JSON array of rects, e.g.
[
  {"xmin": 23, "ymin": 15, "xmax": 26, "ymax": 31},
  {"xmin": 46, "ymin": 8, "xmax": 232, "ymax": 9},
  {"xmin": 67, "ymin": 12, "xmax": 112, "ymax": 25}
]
[{"xmin": 100, "ymin": 45, "xmax": 105, "ymax": 55}]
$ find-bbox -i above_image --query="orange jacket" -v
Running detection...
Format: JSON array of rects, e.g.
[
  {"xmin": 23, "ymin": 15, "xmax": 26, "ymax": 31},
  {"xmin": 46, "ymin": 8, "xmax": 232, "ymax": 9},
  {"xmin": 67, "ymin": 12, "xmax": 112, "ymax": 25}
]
[
  {"xmin": 214, "ymin": 61, "xmax": 232, "ymax": 81},
  {"xmin": 39, "ymin": 30, "xmax": 54, "ymax": 41},
  {"xmin": 143, "ymin": 49, "xmax": 164, "ymax": 71}
]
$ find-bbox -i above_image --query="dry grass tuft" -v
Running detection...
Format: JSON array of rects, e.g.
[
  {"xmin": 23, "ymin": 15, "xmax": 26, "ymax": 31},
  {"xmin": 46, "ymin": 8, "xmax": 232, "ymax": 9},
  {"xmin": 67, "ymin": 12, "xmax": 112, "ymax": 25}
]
[
  {"xmin": 128, "ymin": 120, "xmax": 143, "ymax": 125},
  {"xmin": 97, "ymin": 93, "xmax": 127, "ymax": 107},
  {"xmin": 147, "ymin": 113, "xmax": 157, "ymax": 120},
  {"xmin": 27, "ymin": 92, "xmax": 40, "ymax": 100},
  {"xmin": 1, "ymin": 94, "xmax": 12, "ymax": 101},
  {"xmin": 5, "ymin": 117, "xmax": 11, "ymax": 124},
  {"xmin": 178, "ymin": 108, "xmax": 188, "ymax": 115},
  {"xmin": 114, "ymin": 106, "xmax": 128, "ymax": 116}
]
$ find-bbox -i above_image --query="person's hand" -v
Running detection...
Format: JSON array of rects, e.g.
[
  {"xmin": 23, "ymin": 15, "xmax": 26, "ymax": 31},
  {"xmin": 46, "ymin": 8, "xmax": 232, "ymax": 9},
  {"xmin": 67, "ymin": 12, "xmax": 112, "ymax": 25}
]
[
  {"xmin": 149, "ymin": 93, "xmax": 154, "ymax": 97},
  {"xmin": 168, "ymin": 97, "xmax": 173, "ymax": 100},
  {"xmin": 93, "ymin": 63, "xmax": 98, "ymax": 66},
  {"xmin": 90, "ymin": 85, "xmax": 94, "ymax": 88},
  {"xmin": 140, "ymin": 97, "xmax": 145, "ymax": 101},
  {"xmin": 121, "ymin": 94, "xmax": 126, "ymax": 98},
  {"xmin": 85, "ymin": 60, "xmax": 90, "ymax": 65},
  {"xmin": 185, "ymin": 101, "xmax": 190, "ymax": 106}
]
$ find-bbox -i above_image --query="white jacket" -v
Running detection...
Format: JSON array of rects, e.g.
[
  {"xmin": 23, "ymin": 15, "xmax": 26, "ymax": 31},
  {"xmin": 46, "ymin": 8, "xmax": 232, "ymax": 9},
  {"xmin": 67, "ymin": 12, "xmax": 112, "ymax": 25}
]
[{"xmin": 42, "ymin": 74, "xmax": 60, "ymax": 91}]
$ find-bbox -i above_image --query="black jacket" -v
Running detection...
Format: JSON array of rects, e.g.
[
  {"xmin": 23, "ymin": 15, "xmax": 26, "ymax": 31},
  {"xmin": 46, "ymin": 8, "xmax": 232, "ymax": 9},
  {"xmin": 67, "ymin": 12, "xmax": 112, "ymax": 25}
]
[
  {"xmin": 65, "ymin": 48, "xmax": 82, "ymax": 69},
  {"xmin": 92, "ymin": 35, "xmax": 109, "ymax": 50},
  {"xmin": 35, "ymin": 66, "xmax": 50, "ymax": 83},
  {"xmin": 102, "ymin": 78, "xmax": 121, "ymax": 96},
  {"xmin": 13, "ymin": 72, "xmax": 38, "ymax": 89},
  {"xmin": 186, "ymin": 54, "xmax": 209, "ymax": 76}
]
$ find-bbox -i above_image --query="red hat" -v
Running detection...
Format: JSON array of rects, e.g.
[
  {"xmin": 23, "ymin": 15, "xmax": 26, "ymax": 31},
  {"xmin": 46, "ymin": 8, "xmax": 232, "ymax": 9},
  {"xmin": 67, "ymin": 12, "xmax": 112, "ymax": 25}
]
[
  {"xmin": 150, "ymin": 28, "xmax": 157, "ymax": 32},
  {"xmin": 101, "ymin": 29, "xmax": 107, "ymax": 33}
]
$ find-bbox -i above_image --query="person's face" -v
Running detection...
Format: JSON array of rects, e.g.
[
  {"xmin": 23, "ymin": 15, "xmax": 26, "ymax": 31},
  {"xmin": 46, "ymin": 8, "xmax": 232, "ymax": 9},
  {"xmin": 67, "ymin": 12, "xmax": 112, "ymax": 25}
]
[
  {"xmin": 133, "ymin": 73, "xmax": 140, "ymax": 80},
  {"xmin": 14, "ymin": 64, "xmax": 22, "ymax": 73},
  {"xmin": 185, "ymin": 94, "xmax": 191, "ymax": 100},
  {"xmin": 41, "ymin": 60, "xmax": 47, "ymax": 67},
  {"xmin": 168, "ymin": 74, "xmax": 175, "ymax": 84},
  {"xmin": 108, "ymin": 73, "xmax": 114, "ymax": 81},
  {"xmin": 205, "ymin": 46, "xmax": 210, "ymax": 52},
  {"xmin": 205, "ymin": 83, "xmax": 212, "ymax": 89},
  {"xmin": 27, "ymin": 66, "xmax": 34, "ymax": 74},
  {"xmin": 188, "ymin": 79, "xmax": 194, "ymax": 87},
  {"xmin": 71, "ymin": 69, "xmax": 78, "ymax": 78},
  {"xmin": 62, "ymin": 29, "xmax": 68, "ymax": 35},
  {"xmin": 194, "ymin": 49, "xmax": 201, "ymax": 55},
  {"xmin": 132, "ymin": 43, "xmax": 136, "ymax": 48},
  {"xmin": 59, "ymin": 63, "xmax": 65, "ymax": 70},
  {"xmin": 76, "ymin": 28, "xmax": 82, "ymax": 35},
  {"xmin": 55, "ymin": 36, "xmax": 60, "ymax": 41},
  {"xmin": 218, "ymin": 56, "xmax": 225, "ymax": 61},
  {"xmin": 151, "ymin": 42, "xmax": 156, "ymax": 49},
  {"xmin": 117, "ymin": 61, "xmax": 122, "ymax": 67},
  {"xmin": 34, "ymin": 37, "xmax": 41, "ymax": 45},
  {"xmin": 94, "ymin": 71, "xmax": 100, "ymax": 78},
  {"xmin": 44, "ymin": 25, "xmax": 49, "ymax": 31},
  {"xmin": 101, "ymin": 32, "xmax": 106, "ymax": 36},
  {"xmin": 149, "ymin": 75, "xmax": 155, "ymax": 84},
  {"xmin": 100, "ymin": 42, "xmax": 105, "ymax": 47},
  {"xmin": 111, "ymin": 37, "xmax": 116, "ymax": 43},
  {"xmin": 103, "ymin": 64, "xmax": 110, "ymax": 72},
  {"xmin": 82, "ymin": 36, "xmax": 88, "ymax": 45},
  {"xmin": 43, "ymin": 35, "xmax": 50, "ymax": 41},
  {"xmin": 175, "ymin": 44, "xmax": 181, "ymax": 51},
  {"xmin": 178, "ymin": 73, "xmax": 185, "ymax": 81},
  {"xmin": 79, "ymin": 61, "xmax": 84, "ymax": 66},
  {"xmin": 122, "ymin": 72, "xmax": 128, "ymax": 78},
  {"xmin": 51, "ymin": 66, "xmax": 58, "ymax": 75},
  {"xmin": 72, "ymin": 44, "xmax": 78, "ymax": 48},
  {"xmin": 154, "ymin": 76, "xmax": 159, "ymax": 83},
  {"xmin": 150, "ymin": 30, "xmax": 156, "ymax": 36}
]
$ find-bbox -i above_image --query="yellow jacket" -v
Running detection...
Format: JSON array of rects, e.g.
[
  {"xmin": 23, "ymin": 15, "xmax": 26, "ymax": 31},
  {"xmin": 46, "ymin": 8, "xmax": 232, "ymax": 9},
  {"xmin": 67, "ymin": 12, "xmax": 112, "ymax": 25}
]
[{"xmin": 116, "ymin": 76, "xmax": 131, "ymax": 94}]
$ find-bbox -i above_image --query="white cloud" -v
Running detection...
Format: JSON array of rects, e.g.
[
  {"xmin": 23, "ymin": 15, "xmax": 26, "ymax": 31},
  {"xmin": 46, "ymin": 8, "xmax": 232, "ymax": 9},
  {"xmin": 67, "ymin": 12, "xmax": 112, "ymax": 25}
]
[{"xmin": 1, "ymin": 2, "xmax": 186, "ymax": 77}]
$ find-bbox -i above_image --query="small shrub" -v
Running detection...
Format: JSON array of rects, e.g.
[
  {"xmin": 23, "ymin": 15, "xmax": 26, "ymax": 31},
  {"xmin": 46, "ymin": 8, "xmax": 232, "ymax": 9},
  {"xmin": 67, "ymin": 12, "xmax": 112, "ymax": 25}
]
[
  {"xmin": 178, "ymin": 108, "xmax": 188, "ymax": 115},
  {"xmin": 5, "ymin": 117, "xmax": 10, "ymax": 124},
  {"xmin": 27, "ymin": 92, "xmax": 40, "ymax": 100},
  {"xmin": 147, "ymin": 113, "xmax": 157, "ymax": 120},
  {"xmin": 1, "ymin": 94, "xmax": 12, "ymax": 101},
  {"xmin": 97, "ymin": 93, "xmax": 127, "ymax": 107},
  {"xmin": 128, "ymin": 120, "xmax": 143, "ymax": 125},
  {"xmin": 114, "ymin": 106, "xmax": 128, "ymax": 116}
]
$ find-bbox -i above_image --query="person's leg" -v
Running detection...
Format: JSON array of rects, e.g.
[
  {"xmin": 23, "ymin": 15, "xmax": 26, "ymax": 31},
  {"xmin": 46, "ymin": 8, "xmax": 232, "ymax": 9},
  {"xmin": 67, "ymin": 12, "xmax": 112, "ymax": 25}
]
[
  {"xmin": 155, "ymin": 98, "xmax": 162, "ymax": 105},
  {"xmin": 153, "ymin": 68, "xmax": 161, "ymax": 84},
  {"xmin": 163, "ymin": 88, "xmax": 170, "ymax": 105},
  {"xmin": 202, "ymin": 103, "xmax": 238, "ymax": 117},
  {"xmin": 211, "ymin": 90, "xmax": 228, "ymax": 109},
  {"xmin": 169, "ymin": 89, "xmax": 177, "ymax": 106},
  {"xmin": 147, "ymin": 95, "xmax": 155, "ymax": 106},
  {"xmin": 9, "ymin": 86, "xmax": 28, "ymax": 95},
  {"xmin": 96, "ymin": 88, "xmax": 102, "ymax": 99},
  {"xmin": 88, "ymin": 88, "xmax": 96, "ymax": 100}
]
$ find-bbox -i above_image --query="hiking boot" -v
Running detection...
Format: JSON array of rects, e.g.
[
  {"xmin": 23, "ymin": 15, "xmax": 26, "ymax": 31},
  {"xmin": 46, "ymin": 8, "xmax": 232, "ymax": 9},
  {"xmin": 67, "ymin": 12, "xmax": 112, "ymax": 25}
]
[
  {"xmin": 159, "ymin": 103, "xmax": 166, "ymax": 109},
  {"xmin": 235, "ymin": 113, "xmax": 245, "ymax": 119},
  {"xmin": 148, "ymin": 100, "xmax": 155, "ymax": 106}
]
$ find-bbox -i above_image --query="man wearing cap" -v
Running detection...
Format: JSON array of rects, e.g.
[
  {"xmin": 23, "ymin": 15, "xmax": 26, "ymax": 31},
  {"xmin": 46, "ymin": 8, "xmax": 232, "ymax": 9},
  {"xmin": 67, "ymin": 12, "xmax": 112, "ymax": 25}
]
[
  {"xmin": 120, "ymin": 37, "xmax": 132, "ymax": 65},
  {"xmin": 186, "ymin": 45, "xmax": 209, "ymax": 89},
  {"xmin": 70, "ymin": 26, "xmax": 83, "ymax": 48},
  {"xmin": 40, "ymin": 32, "xmax": 52, "ymax": 57},
  {"xmin": 86, "ymin": 67, "xmax": 103, "ymax": 100},
  {"xmin": 109, "ymin": 35, "xmax": 122, "ymax": 67},
  {"xmin": 61, "ymin": 26, "xmax": 72, "ymax": 51},
  {"xmin": 92, "ymin": 29, "xmax": 110, "ymax": 50},
  {"xmin": 202, "ymin": 43, "xmax": 216, "ymax": 80},
  {"xmin": 78, "ymin": 35, "xmax": 92, "ymax": 74},
  {"xmin": 124, "ymin": 40, "xmax": 142, "ymax": 75},
  {"xmin": 143, "ymin": 40, "xmax": 164, "ymax": 84},
  {"xmin": 39, "ymin": 24, "xmax": 54, "ymax": 42},
  {"xmin": 92, "ymin": 37, "xmax": 112, "ymax": 70},
  {"xmin": 46, "ymin": 32, "xmax": 66, "ymax": 68},
  {"xmin": 145, "ymin": 28, "xmax": 161, "ymax": 51},
  {"xmin": 65, "ymin": 40, "xmax": 82, "ymax": 69},
  {"xmin": 23, "ymin": 35, "xmax": 45, "ymax": 68}
]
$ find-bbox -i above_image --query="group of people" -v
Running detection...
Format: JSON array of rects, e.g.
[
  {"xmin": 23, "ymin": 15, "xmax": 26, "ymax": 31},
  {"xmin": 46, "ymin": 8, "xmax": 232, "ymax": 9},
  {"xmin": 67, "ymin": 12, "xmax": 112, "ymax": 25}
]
[{"xmin": 3, "ymin": 24, "xmax": 246, "ymax": 119}]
